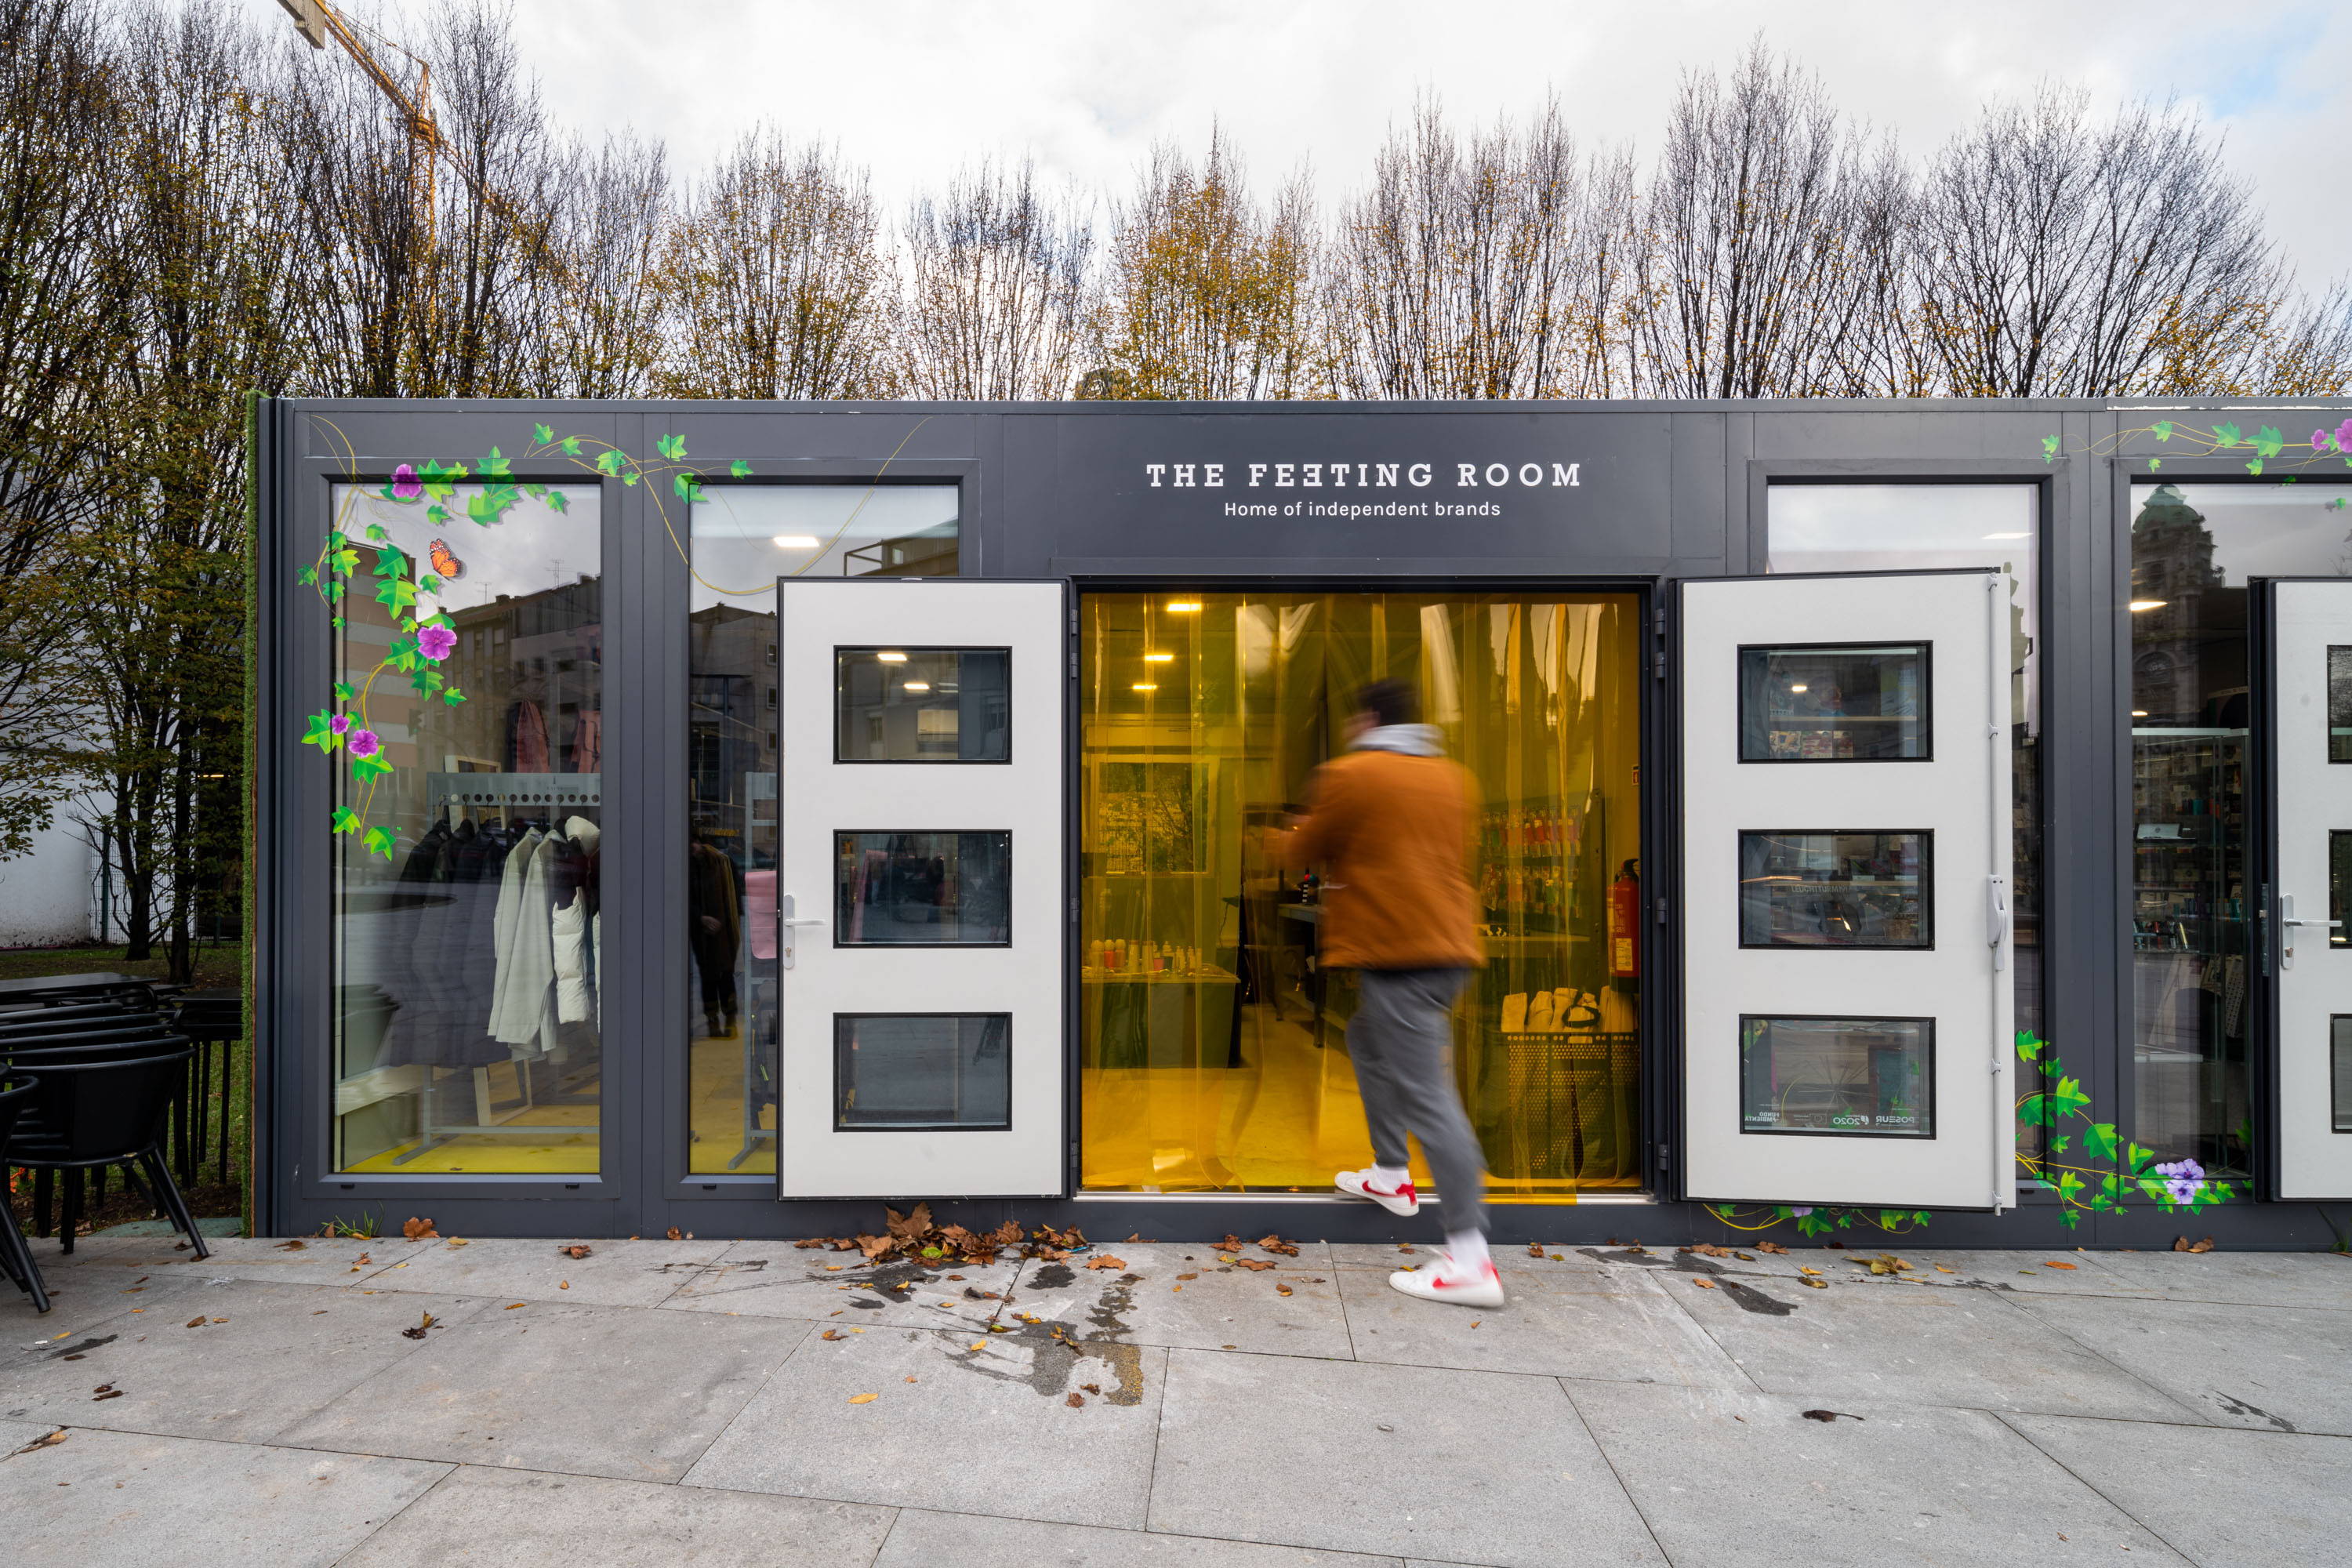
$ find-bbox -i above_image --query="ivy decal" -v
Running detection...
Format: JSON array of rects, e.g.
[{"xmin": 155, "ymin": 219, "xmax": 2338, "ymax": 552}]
[
  {"xmin": 2044, "ymin": 414, "xmax": 2352, "ymax": 479},
  {"xmin": 2014, "ymin": 1030, "xmax": 2237, "ymax": 1227}
]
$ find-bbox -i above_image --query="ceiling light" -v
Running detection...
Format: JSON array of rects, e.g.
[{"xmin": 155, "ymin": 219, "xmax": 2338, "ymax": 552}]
[
  {"xmin": 1789, "ymin": 684, "xmax": 1808, "ymax": 693},
  {"xmin": 772, "ymin": 535, "xmax": 820, "ymax": 548},
  {"xmin": 1166, "ymin": 601, "xmax": 1202, "ymax": 613},
  {"xmin": 2132, "ymin": 710, "xmax": 2148, "ymax": 717},
  {"xmin": 1131, "ymin": 682, "xmax": 1158, "ymax": 692},
  {"xmin": 876, "ymin": 651, "xmax": 907, "ymax": 662},
  {"xmin": 1983, "ymin": 532, "xmax": 2031, "ymax": 540},
  {"xmin": 1143, "ymin": 652, "xmax": 1174, "ymax": 662},
  {"xmin": 902, "ymin": 681, "xmax": 931, "ymax": 692},
  {"xmin": 2129, "ymin": 599, "xmax": 2167, "ymax": 612}
]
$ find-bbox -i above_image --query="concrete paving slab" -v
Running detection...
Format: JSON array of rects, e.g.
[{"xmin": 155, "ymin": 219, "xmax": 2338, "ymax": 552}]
[
  {"xmin": 662, "ymin": 1240, "xmax": 1025, "ymax": 1329},
  {"xmin": 1000, "ymin": 1244, "xmax": 1352, "ymax": 1359},
  {"xmin": 275, "ymin": 1298, "xmax": 800, "ymax": 1480},
  {"xmin": 1147, "ymin": 1348, "xmax": 1661, "ymax": 1567},
  {"xmin": 2057, "ymin": 1250, "xmax": 2352, "ymax": 1310},
  {"xmin": 1337, "ymin": 1258, "xmax": 1755, "ymax": 1387},
  {"xmin": 1, "ymin": 1415, "xmax": 53, "ymax": 1449},
  {"xmin": 336, "ymin": 1463, "xmax": 895, "ymax": 1567},
  {"xmin": 350, "ymin": 1236, "xmax": 729, "ymax": 1308},
  {"xmin": 2, "ymin": 1255, "xmax": 208, "ymax": 1326},
  {"xmin": 0, "ymin": 1425, "xmax": 448, "ymax": 1568},
  {"xmin": 876, "ymin": 1507, "xmax": 1406, "ymax": 1566},
  {"xmin": 2003, "ymin": 1414, "xmax": 2352, "ymax": 1567},
  {"xmin": 684, "ymin": 1323, "xmax": 1166, "ymax": 1528},
  {"xmin": 0, "ymin": 1279, "xmax": 493, "ymax": 1443},
  {"xmin": 1712, "ymin": 1247, "xmax": 2151, "ymax": 1297},
  {"xmin": 1327, "ymin": 1241, "xmax": 1604, "ymax": 1277},
  {"xmin": 33, "ymin": 1235, "xmax": 409, "ymax": 1291},
  {"xmin": 1682, "ymin": 1283, "xmax": 2204, "ymax": 1421},
  {"xmin": 1564, "ymin": 1381, "xmax": 2189, "ymax": 1566},
  {"xmin": 2009, "ymin": 1291, "xmax": 2352, "ymax": 1434}
]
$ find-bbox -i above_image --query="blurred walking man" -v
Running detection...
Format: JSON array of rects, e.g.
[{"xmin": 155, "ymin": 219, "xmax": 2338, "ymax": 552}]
[{"xmin": 1287, "ymin": 679, "xmax": 1500, "ymax": 1308}]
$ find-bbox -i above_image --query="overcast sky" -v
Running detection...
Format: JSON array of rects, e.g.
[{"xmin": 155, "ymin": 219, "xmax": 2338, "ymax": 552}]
[{"xmin": 260, "ymin": 0, "xmax": 2352, "ymax": 288}]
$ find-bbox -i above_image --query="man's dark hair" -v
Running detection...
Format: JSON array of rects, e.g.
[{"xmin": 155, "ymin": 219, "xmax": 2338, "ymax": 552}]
[{"xmin": 1356, "ymin": 679, "xmax": 1418, "ymax": 728}]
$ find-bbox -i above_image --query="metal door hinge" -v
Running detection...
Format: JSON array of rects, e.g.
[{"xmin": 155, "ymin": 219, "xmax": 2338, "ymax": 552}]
[
  {"xmin": 1655, "ymin": 896, "xmax": 1668, "ymax": 925},
  {"xmin": 1656, "ymin": 1142, "xmax": 1671, "ymax": 1169}
]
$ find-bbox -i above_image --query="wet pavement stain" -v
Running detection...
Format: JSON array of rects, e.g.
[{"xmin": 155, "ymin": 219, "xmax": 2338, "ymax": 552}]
[
  {"xmin": 1028, "ymin": 1263, "xmax": 1076, "ymax": 1290},
  {"xmin": 944, "ymin": 1321, "xmax": 1146, "ymax": 1406},
  {"xmin": 42, "ymin": 1334, "xmax": 118, "ymax": 1359},
  {"xmin": 1577, "ymin": 1247, "xmax": 1799, "ymax": 1315},
  {"xmin": 2212, "ymin": 1392, "xmax": 2296, "ymax": 1431}
]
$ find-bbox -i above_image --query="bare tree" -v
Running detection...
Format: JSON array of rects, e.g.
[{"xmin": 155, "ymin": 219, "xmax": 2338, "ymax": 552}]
[
  {"xmin": 1323, "ymin": 96, "xmax": 1642, "ymax": 400},
  {"xmin": 1091, "ymin": 133, "xmax": 1317, "ymax": 401},
  {"xmin": 545, "ymin": 132, "xmax": 671, "ymax": 398},
  {"xmin": 1636, "ymin": 42, "xmax": 1896, "ymax": 397},
  {"xmin": 900, "ymin": 158, "xmax": 1094, "ymax": 400},
  {"xmin": 655, "ymin": 129, "xmax": 896, "ymax": 399},
  {"xmin": 1911, "ymin": 89, "xmax": 2286, "ymax": 397}
]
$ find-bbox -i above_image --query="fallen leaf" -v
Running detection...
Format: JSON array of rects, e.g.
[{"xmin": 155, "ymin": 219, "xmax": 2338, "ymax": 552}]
[
  {"xmin": 793, "ymin": 1237, "xmax": 830, "ymax": 1250},
  {"xmin": 848, "ymin": 1393, "xmax": 879, "ymax": 1405},
  {"xmin": 401, "ymin": 1311, "xmax": 437, "ymax": 1341},
  {"xmin": 11, "ymin": 1431, "xmax": 66, "ymax": 1455},
  {"xmin": 1276, "ymin": 1283, "xmax": 1294, "ymax": 1296},
  {"xmin": 1933, "ymin": 1265, "xmax": 1958, "ymax": 1274},
  {"xmin": 1397, "ymin": 1243, "xmax": 1415, "ymax": 1254},
  {"xmin": 1232, "ymin": 1258, "xmax": 1276, "ymax": 1272},
  {"xmin": 1527, "ymin": 1241, "xmax": 1545, "ymax": 1257},
  {"xmin": 2187, "ymin": 1236, "xmax": 2215, "ymax": 1254},
  {"xmin": 559, "ymin": 1282, "xmax": 569, "ymax": 1290},
  {"xmin": 1175, "ymin": 1272, "xmax": 1198, "ymax": 1281},
  {"xmin": 1798, "ymin": 1265, "xmax": 1823, "ymax": 1276},
  {"xmin": 1086, "ymin": 1255, "xmax": 1127, "ymax": 1272},
  {"xmin": 1258, "ymin": 1233, "xmax": 1300, "ymax": 1257},
  {"xmin": 1800, "ymin": 1409, "xmax": 1864, "ymax": 1422},
  {"xmin": 504, "ymin": 1302, "xmax": 525, "ymax": 1310},
  {"xmin": 1469, "ymin": 1319, "xmax": 1481, "ymax": 1328},
  {"xmin": 1691, "ymin": 1277, "xmax": 1718, "ymax": 1290},
  {"xmin": 824, "ymin": 1265, "xmax": 844, "ymax": 1272},
  {"xmin": 446, "ymin": 1238, "xmax": 470, "ymax": 1248},
  {"xmin": 1065, "ymin": 1392, "xmax": 1084, "ymax": 1408},
  {"xmin": 1733, "ymin": 1251, "xmax": 1755, "ymax": 1261},
  {"xmin": 970, "ymin": 1341, "xmax": 986, "ymax": 1352},
  {"xmin": 821, "ymin": 1330, "xmax": 843, "ymax": 1341},
  {"xmin": 2042, "ymin": 1261, "xmax": 2077, "ymax": 1270},
  {"xmin": 1082, "ymin": 1382, "xmax": 1101, "ymax": 1394},
  {"xmin": 93, "ymin": 1390, "xmax": 124, "ymax": 1402},
  {"xmin": 560, "ymin": 1244, "xmax": 592, "ymax": 1259},
  {"xmin": 1800, "ymin": 1278, "xmax": 1828, "ymax": 1289},
  {"xmin": 401, "ymin": 1217, "xmax": 438, "ymax": 1240},
  {"xmin": 1756, "ymin": 1241, "xmax": 1787, "ymax": 1254},
  {"xmin": 1689, "ymin": 1243, "xmax": 1733, "ymax": 1258},
  {"xmin": 1171, "ymin": 1286, "xmax": 1181, "ymax": 1293},
  {"xmin": 666, "ymin": 1227, "xmax": 683, "ymax": 1241},
  {"xmin": 274, "ymin": 1240, "xmax": 307, "ymax": 1251},
  {"xmin": 184, "ymin": 1316, "xmax": 205, "ymax": 1328},
  {"xmin": 210, "ymin": 1318, "xmax": 227, "ymax": 1324},
  {"xmin": 905, "ymin": 1376, "xmax": 916, "ymax": 1383}
]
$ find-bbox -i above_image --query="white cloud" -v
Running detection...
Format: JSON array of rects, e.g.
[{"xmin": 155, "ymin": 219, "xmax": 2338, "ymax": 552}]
[{"xmin": 258, "ymin": 0, "xmax": 2352, "ymax": 285}]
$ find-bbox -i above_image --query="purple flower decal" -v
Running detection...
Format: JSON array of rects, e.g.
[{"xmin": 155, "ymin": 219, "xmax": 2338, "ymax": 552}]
[
  {"xmin": 348, "ymin": 728, "xmax": 381, "ymax": 759},
  {"xmin": 2154, "ymin": 1157, "xmax": 2205, "ymax": 1181},
  {"xmin": 330, "ymin": 714, "xmax": 350, "ymax": 736},
  {"xmin": 416, "ymin": 625, "xmax": 457, "ymax": 662},
  {"xmin": 2338, "ymin": 416, "xmax": 2352, "ymax": 453},
  {"xmin": 2315, "ymin": 429, "xmax": 2334, "ymax": 454},
  {"xmin": 1790, "ymin": 1207, "xmax": 1813, "ymax": 1217},
  {"xmin": 388, "ymin": 463, "xmax": 423, "ymax": 501},
  {"xmin": 2165, "ymin": 1177, "xmax": 2201, "ymax": 1204}
]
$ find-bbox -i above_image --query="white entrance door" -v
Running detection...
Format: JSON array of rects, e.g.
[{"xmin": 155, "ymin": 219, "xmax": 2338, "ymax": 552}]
[
  {"xmin": 2265, "ymin": 579, "xmax": 2352, "ymax": 1200},
  {"xmin": 774, "ymin": 579, "xmax": 1067, "ymax": 1198},
  {"xmin": 1679, "ymin": 570, "xmax": 2014, "ymax": 1210}
]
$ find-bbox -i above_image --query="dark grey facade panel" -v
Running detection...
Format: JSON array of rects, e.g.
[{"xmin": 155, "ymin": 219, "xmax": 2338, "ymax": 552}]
[{"xmin": 255, "ymin": 395, "xmax": 2352, "ymax": 1247}]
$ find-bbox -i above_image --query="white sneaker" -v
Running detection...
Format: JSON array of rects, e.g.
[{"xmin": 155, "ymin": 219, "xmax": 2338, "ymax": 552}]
[
  {"xmin": 1388, "ymin": 1255, "xmax": 1505, "ymax": 1308},
  {"xmin": 1335, "ymin": 1168, "xmax": 1420, "ymax": 1216}
]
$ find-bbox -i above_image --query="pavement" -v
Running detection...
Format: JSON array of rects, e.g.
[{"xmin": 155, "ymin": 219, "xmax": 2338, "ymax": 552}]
[{"xmin": 4, "ymin": 1232, "xmax": 2350, "ymax": 1567}]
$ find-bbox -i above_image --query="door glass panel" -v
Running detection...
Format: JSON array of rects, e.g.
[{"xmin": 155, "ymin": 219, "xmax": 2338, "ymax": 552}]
[
  {"xmin": 1740, "ymin": 1016, "xmax": 1934, "ymax": 1137},
  {"xmin": 2334, "ymin": 831, "xmax": 2352, "ymax": 950},
  {"xmin": 327, "ymin": 481, "xmax": 604, "ymax": 1174},
  {"xmin": 1738, "ymin": 832, "xmax": 1930, "ymax": 948},
  {"xmin": 834, "ymin": 832, "xmax": 1011, "ymax": 946},
  {"xmin": 835, "ymin": 1014, "xmax": 1011, "ymax": 1130},
  {"xmin": 2331, "ymin": 648, "xmax": 2352, "ymax": 763},
  {"xmin": 835, "ymin": 648, "xmax": 1010, "ymax": 762},
  {"xmin": 1076, "ymin": 590, "xmax": 1644, "ymax": 1200},
  {"xmin": 1739, "ymin": 644, "xmax": 1927, "ymax": 761},
  {"xmin": 2336, "ymin": 1018, "xmax": 2352, "ymax": 1133},
  {"xmin": 2128, "ymin": 481, "xmax": 2352, "ymax": 1175}
]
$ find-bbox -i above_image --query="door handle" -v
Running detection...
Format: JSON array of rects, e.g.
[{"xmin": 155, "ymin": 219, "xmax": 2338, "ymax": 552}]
[
  {"xmin": 2279, "ymin": 894, "xmax": 2337, "ymax": 970},
  {"xmin": 779, "ymin": 895, "xmax": 825, "ymax": 971},
  {"xmin": 1985, "ymin": 874, "xmax": 2010, "ymax": 972},
  {"xmin": 782, "ymin": 918, "xmax": 826, "ymax": 927}
]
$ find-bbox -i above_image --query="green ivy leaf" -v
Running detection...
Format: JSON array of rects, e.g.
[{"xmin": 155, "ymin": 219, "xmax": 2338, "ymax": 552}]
[
  {"xmin": 376, "ymin": 577, "xmax": 417, "ymax": 613},
  {"xmin": 2245, "ymin": 457, "xmax": 2265, "ymax": 477},
  {"xmin": 2151, "ymin": 420, "xmax": 2174, "ymax": 442},
  {"xmin": 365, "ymin": 523, "xmax": 390, "ymax": 542},
  {"xmin": 465, "ymin": 491, "xmax": 507, "ymax": 526},
  {"xmin": 2049, "ymin": 1134, "xmax": 2071, "ymax": 1153},
  {"xmin": 373, "ymin": 546, "xmax": 407, "ymax": 579},
  {"xmin": 352, "ymin": 752, "xmax": 395, "ymax": 782},
  {"xmin": 593, "ymin": 449, "xmax": 625, "ymax": 475},
  {"xmin": 2124, "ymin": 1142, "xmax": 2154, "ymax": 1173},
  {"xmin": 561, "ymin": 435, "xmax": 583, "ymax": 456},
  {"xmin": 673, "ymin": 471, "xmax": 704, "ymax": 503},
  {"xmin": 330, "ymin": 806, "xmax": 359, "ymax": 834},
  {"xmin": 2016, "ymin": 1033, "xmax": 2045, "ymax": 1062},
  {"xmin": 361, "ymin": 825, "xmax": 397, "ymax": 860},
  {"xmin": 2082, "ymin": 1122, "xmax": 2121, "ymax": 1162},
  {"xmin": 297, "ymin": 564, "xmax": 319, "ymax": 586},
  {"xmin": 730, "ymin": 459, "xmax": 753, "ymax": 478},
  {"xmin": 2212, "ymin": 421, "xmax": 2242, "ymax": 448},
  {"xmin": 426, "ymin": 504, "xmax": 448, "ymax": 526},
  {"xmin": 480, "ymin": 446, "xmax": 513, "ymax": 478},
  {"xmin": 2041, "ymin": 434, "xmax": 2060, "ymax": 463},
  {"xmin": 2053, "ymin": 1076, "xmax": 2092, "ymax": 1115},
  {"xmin": 655, "ymin": 432, "xmax": 687, "ymax": 460},
  {"xmin": 301, "ymin": 711, "xmax": 342, "ymax": 752},
  {"xmin": 546, "ymin": 489, "xmax": 569, "ymax": 514},
  {"xmin": 329, "ymin": 547, "xmax": 359, "ymax": 575},
  {"xmin": 416, "ymin": 574, "xmax": 439, "ymax": 596},
  {"xmin": 2254, "ymin": 425, "xmax": 2284, "ymax": 459},
  {"xmin": 332, "ymin": 681, "xmax": 354, "ymax": 701},
  {"xmin": 332, "ymin": 615, "xmax": 345, "ymax": 627},
  {"xmin": 421, "ymin": 459, "xmax": 460, "ymax": 499},
  {"xmin": 441, "ymin": 686, "xmax": 467, "ymax": 706},
  {"xmin": 327, "ymin": 581, "xmax": 346, "ymax": 604},
  {"xmin": 534, "ymin": 423, "xmax": 555, "ymax": 445},
  {"xmin": 621, "ymin": 470, "xmax": 637, "ymax": 486},
  {"xmin": 2148, "ymin": 458, "xmax": 2161, "ymax": 470},
  {"xmin": 2059, "ymin": 1208, "xmax": 2081, "ymax": 1229}
]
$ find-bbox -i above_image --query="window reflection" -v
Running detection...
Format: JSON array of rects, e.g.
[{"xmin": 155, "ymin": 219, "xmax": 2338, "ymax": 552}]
[
  {"xmin": 834, "ymin": 832, "xmax": 1011, "ymax": 946},
  {"xmin": 834, "ymin": 648, "xmax": 1010, "ymax": 762},
  {"xmin": 1740, "ymin": 644, "xmax": 1927, "ymax": 761},
  {"xmin": 1739, "ymin": 832, "xmax": 1929, "ymax": 948},
  {"xmin": 1740, "ymin": 1016, "xmax": 1934, "ymax": 1137},
  {"xmin": 330, "ymin": 483, "xmax": 604, "ymax": 1174},
  {"xmin": 835, "ymin": 1014, "xmax": 1011, "ymax": 1131}
]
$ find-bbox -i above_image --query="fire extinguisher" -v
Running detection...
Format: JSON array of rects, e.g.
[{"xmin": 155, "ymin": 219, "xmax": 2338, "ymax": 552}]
[{"xmin": 1608, "ymin": 858, "xmax": 1641, "ymax": 985}]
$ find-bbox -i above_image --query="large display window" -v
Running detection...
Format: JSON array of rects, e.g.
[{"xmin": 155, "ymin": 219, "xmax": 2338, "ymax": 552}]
[{"xmin": 1075, "ymin": 590, "xmax": 1644, "ymax": 1200}]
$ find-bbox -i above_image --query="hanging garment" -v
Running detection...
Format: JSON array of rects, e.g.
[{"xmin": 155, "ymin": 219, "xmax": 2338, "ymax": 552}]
[
  {"xmin": 570, "ymin": 708, "xmax": 602, "ymax": 775},
  {"xmin": 487, "ymin": 827, "xmax": 546, "ymax": 1044},
  {"xmin": 377, "ymin": 821, "xmax": 452, "ymax": 1068},
  {"xmin": 495, "ymin": 830, "xmax": 564, "ymax": 1054},
  {"xmin": 507, "ymin": 701, "xmax": 551, "ymax": 773},
  {"xmin": 552, "ymin": 816, "xmax": 601, "ymax": 1026}
]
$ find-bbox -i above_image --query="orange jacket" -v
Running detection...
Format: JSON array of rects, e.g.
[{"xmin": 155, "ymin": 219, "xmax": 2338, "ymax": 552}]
[{"xmin": 1284, "ymin": 746, "xmax": 1483, "ymax": 971}]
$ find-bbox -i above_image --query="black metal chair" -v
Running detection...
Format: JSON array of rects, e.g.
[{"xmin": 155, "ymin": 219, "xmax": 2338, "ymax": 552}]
[
  {"xmin": 4, "ymin": 1032, "xmax": 206, "ymax": 1258},
  {"xmin": 0, "ymin": 1070, "xmax": 48, "ymax": 1313},
  {"xmin": 169, "ymin": 990, "xmax": 242, "ymax": 1189}
]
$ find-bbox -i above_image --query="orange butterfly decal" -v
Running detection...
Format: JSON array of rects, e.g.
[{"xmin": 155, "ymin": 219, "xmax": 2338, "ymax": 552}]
[{"xmin": 428, "ymin": 539, "xmax": 464, "ymax": 579}]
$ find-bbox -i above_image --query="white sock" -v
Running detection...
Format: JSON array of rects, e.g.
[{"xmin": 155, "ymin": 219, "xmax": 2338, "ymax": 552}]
[
  {"xmin": 1370, "ymin": 1164, "xmax": 1411, "ymax": 1190},
  {"xmin": 1446, "ymin": 1229, "xmax": 1490, "ymax": 1271}
]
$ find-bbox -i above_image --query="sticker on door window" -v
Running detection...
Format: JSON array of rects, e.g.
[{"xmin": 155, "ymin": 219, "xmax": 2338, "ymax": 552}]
[
  {"xmin": 1739, "ymin": 644, "xmax": 1929, "ymax": 761},
  {"xmin": 835, "ymin": 648, "xmax": 1010, "ymax": 762},
  {"xmin": 835, "ymin": 1013, "xmax": 1011, "ymax": 1131},
  {"xmin": 2335, "ymin": 1018, "xmax": 2352, "ymax": 1133},
  {"xmin": 1740, "ymin": 1015, "xmax": 1935, "ymax": 1137},
  {"xmin": 1738, "ymin": 831, "xmax": 1931, "ymax": 948},
  {"xmin": 834, "ymin": 831, "xmax": 1011, "ymax": 946}
]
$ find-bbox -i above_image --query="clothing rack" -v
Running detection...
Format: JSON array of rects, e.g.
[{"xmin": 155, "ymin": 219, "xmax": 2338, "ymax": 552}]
[{"xmin": 392, "ymin": 773, "xmax": 603, "ymax": 1166}]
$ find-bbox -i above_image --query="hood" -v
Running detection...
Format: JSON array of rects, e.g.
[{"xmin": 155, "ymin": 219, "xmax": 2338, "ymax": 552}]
[{"xmin": 1350, "ymin": 723, "xmax": 1444, "ymax": 757}]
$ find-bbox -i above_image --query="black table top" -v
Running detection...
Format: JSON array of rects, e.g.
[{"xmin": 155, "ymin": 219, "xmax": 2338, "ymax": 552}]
[{"xmin": 0, "ymin": 971, "xmax": 156, "ymax": 999}]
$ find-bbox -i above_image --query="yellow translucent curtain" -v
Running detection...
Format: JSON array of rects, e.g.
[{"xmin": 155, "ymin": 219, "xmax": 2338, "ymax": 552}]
[{"xmin": 1077, "ymin": 590, "xmax": 1642, "ymax": 1200}]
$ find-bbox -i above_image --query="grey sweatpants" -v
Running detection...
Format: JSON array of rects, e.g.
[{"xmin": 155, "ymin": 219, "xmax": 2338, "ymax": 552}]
[{"xmin": 1347, "ymin": 967, "xmax": 1486, "ymax": 1236}]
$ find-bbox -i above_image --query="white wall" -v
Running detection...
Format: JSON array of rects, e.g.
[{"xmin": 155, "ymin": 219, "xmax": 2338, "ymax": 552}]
[{"xmin": 0, "ymin": 808, "xmax": 98, "ymax": 948}]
